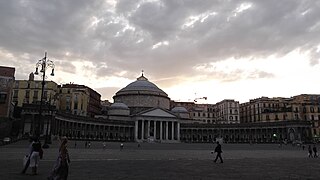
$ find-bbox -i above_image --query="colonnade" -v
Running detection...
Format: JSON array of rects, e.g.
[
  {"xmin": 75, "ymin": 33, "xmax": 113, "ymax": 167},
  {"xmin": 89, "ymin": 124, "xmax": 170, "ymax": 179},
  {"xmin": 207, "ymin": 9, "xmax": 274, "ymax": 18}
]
[
  {"xmin": 52, "ymin": 118, "xmax": 135, "ymax": 141},
  {"xmin": 180, "ymin": 126, "xmax": 310, "ymax": 143},
  {"xmin": 135, "ymin": 120, "xmax": 180, "ymax": 142}
]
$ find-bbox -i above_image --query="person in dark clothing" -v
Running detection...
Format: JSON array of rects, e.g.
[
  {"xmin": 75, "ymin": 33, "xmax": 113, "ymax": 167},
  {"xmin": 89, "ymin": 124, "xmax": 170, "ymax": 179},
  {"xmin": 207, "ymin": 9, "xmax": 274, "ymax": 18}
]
[
  {"xmin": 29, "ymin": 138, "xmax": 43, "ymax": 175},
  {"xmin": 48, "ymin": 136, "xmax": 71, "ymax": 180},
  {"xmin": 213, "ymin": 141, "xmax": 223, "ymax": 163},
  {"xmin": 308, "ymin": 145, "xmax": 313, "ymax": 158},
  {"xmin": 313, "ymin": 145, "xmax": 318, "ymax": 158}
]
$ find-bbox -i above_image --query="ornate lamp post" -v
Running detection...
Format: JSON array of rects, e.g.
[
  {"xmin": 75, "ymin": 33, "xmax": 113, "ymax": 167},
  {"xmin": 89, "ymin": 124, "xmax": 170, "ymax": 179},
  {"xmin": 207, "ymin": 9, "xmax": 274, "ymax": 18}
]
[
  {"xmin": 34, "ymin": 52, "xmax": 55, "ymax": 148},
  {"xmin": 273, "ymin": 133, "xmax": 277, "ymax": 143}
]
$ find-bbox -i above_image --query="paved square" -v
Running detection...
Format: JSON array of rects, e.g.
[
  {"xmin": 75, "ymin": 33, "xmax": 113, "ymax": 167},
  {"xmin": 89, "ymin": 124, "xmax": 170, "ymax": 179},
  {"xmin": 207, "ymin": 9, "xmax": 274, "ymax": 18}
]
[{"xmin": 0, "ymin": 141, "xmax": 319, "ymax": 179}]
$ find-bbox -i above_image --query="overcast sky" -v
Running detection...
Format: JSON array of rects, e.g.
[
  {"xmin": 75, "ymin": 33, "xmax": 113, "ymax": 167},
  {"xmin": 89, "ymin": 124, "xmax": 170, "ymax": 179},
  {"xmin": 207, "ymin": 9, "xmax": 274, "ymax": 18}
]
[{"xmin": 1, "ymin": 0, "xmax": 320, "ymax": 103}]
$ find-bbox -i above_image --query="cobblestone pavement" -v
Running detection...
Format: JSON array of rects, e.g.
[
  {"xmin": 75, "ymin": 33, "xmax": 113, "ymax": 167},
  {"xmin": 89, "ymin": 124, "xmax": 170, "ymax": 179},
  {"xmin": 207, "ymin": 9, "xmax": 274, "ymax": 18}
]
[{"xmin": 1, "ymin": 141, "xmax": 319, "ymax": 180}]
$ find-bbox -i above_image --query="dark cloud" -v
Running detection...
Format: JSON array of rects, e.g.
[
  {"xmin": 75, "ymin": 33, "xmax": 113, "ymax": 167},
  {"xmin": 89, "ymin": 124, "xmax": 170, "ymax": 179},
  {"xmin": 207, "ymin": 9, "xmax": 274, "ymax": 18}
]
[{"xmin": 0, "ymin": 0, "xmax": 319, "ymax": 89}]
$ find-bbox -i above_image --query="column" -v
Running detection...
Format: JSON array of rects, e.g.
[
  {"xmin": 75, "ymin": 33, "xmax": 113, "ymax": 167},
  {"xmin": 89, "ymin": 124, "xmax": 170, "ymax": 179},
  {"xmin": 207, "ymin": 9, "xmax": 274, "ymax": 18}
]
[
  {"xmin": 147, "ymin": 120, "xmax": 150, "ymax": 138},
  {"xmin": 141, "ymin": 120, "xmax": 144, "ymax": 140},
  {"xmin": 160, "ymin": 121, "xmax": 163, "ymax": 141},
  {"xmin": 135, "ymin": 121, "xmax": 138, "ymax": 141},
  {"xmin": 166, "ymin": 121, "xmax": 168, "ymax": 140},
  {"xmin": 153, "ymin": 121, "xmax": 156, "ymax": 139},
  {"xmin": 177, "ymin": 122, "xmax": 180, "ymax": 141},
  {"xmin": 171, "ymin": 122, "xmax": 174, "ymax": 140}
]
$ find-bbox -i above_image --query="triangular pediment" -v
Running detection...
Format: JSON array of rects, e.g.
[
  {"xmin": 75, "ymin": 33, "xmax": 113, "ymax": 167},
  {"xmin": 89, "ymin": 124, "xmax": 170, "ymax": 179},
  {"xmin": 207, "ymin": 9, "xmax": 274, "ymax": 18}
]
[{"xmin": 140, "ymin": 108, "xmax": 177, "ymax": 118}]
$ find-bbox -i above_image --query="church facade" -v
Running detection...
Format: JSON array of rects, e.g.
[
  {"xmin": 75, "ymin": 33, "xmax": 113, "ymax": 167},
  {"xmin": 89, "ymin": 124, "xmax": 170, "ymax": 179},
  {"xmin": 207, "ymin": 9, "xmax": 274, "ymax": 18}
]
[{"xmin": 50, "ymin": 73, "xmax": 182, "ymax": 143}]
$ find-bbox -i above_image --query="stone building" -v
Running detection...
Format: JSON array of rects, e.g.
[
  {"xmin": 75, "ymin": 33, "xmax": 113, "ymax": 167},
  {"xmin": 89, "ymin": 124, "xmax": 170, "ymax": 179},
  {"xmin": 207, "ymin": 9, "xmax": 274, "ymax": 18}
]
[
  {"xmin": 171, "ymin": 99, "xmax": 240, "ymax": 124},
  {"xmin": 12, "ymin": 73, "xmax": 58, "ymax": 107},
  {"xmin": 53, "ymin": 73, "xmax": 181, "ymax": 143},
  {"xmin": 0, "ymin": 66, "xmax": 15, "ymax": 118},
  {"xmin": 215, "ymin": 99, "xmax": 240, "ymax": 124},
  {"xmin": 57, "ymin": 84, "xmax": 101, "ymax": 117},
  {"xmin": 290, "ymin": 94, "xmax": 320, "ymax": 141},
  {"xmin": 239, "ymin": 97, "xmax": 291, "ymax": 124},
  {"xmin": 239, "ymin": 95, "xmax": 320, "ymax": 140}
]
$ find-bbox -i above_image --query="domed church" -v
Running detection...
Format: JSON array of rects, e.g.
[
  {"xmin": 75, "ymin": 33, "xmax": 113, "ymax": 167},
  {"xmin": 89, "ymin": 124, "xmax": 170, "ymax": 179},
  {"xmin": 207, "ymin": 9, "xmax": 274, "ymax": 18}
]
[{"xmin": 109, "ymin": 72, "xmax": 182, "ymax": 143}]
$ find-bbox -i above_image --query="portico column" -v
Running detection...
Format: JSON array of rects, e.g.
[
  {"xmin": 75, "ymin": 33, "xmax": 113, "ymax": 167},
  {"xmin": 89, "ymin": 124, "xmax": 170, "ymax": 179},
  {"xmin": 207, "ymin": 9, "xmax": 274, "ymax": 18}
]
[
  {"xmin": 171, "ymin": 122, "xmax": 174, "ymax": 140},
  {"xmin": 135, "ymin": 121, "xmax": 138, "ymax": 141},
  {"xmin": 141, "ymin": 120, "xmax": 144, "ymax": 140},
  {"xmin": 160, "ymin": 121, "xmax": 163, "ymax": 141},
  {"xmin": 166, "ymin": 121, "xmax": 168, "ymax": 140},
  {"xmin": 147, "ymin": 120, "xmax": 150, "ymax": 138},
  {"xmin": 177, "ymin": 122, "xmax": 180, "ymax": 141},
  {"xmin": 153, "ymin": 121, "xmax": 156, "ymax": 139}
]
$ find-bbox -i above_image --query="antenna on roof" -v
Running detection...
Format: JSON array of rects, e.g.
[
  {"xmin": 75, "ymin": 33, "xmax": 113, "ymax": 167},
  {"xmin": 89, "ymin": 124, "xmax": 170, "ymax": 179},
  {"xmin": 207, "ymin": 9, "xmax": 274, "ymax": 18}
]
[{"xmin": 141, "ymin": 70, "xmax": 144, "ymax": 76}]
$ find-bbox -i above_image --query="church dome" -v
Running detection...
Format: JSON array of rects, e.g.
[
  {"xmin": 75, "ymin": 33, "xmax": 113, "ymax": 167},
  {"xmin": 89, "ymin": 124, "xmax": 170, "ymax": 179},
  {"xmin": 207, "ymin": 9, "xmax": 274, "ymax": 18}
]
[
  {"xmin": 115, "ymin": 74, "xmax": 168, "ymax": 97},
  {"xmin": 113, "ymin": 73, "xmax": 171, "ymax": 114},
  {"xmin": 108, "ymin": 102, "xmax": 130, "ymax": 116},
  {"xmin": 109, "ymin": 102, "xmax": 129, "ymax": 110},
  {"xmin": 171, "ymin": 107, "xmax": 188, "ymax": 113},
  {"xmin": 171, "ymin": 106, "xmax": 190, "ymax": 119}
]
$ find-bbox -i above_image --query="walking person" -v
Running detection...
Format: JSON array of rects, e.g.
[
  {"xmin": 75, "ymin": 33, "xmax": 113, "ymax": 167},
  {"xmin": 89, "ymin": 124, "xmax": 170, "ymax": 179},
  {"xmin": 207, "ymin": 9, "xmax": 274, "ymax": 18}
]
[
  {"xmin": 308, "ymin": 145, "xmax": 313, "ymax": 158},
  {"xmin": 313, "ymin": 145, "xmax": 318, "ymax": 158},
  {"xmin": 21, "ymin": 137, "xmax": 35, "ymax": 174},
  {"xmin": 48, "ymin": 136, "xmax": 71, "ymax": 180},
  {"xmin": 29, "ymin": 138, "xmax": 43, "ymax": 175},
  {"xmin": 102, "ymin": 141, "xmax": 106, "ymax": 150},
  {"xmin": 213, "ymin": 141, "xmax": 223, "ymax": 163},
  {"xmin": 88, "ymin": 141, "xmax": 91, "ymax": 148}
]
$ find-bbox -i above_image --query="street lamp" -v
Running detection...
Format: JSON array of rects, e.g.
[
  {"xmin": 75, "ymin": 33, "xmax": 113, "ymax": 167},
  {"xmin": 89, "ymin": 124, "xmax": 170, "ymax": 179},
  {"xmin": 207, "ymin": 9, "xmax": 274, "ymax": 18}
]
[
  {"xmin": 273, "ymin": 133, "xmax": 277, "ymax": 143},
  {"xmin": 34, "ymin": 52, "xmax": 55, "ymax": 148}
]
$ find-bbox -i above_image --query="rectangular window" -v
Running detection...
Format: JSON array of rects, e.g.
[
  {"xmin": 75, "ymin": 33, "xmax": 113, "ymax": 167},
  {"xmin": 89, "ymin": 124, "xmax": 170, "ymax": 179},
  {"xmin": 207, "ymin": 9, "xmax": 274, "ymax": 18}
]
[
  {"xmin": 0, "ymin": 93, "xmax": 7, "ymax": 104},
  {"xmin": 33, "ymin": 90, "xmax": 38, "ymax": 99},
  {"xmin": 25, "ymin": 90, "xmax": 30, "ymax": 98},
  {"xmin": 44, "ymin": 91, "xmax": 48, "ymax": 99},
  {"xmin": 311, "ymin": 107, "xmax": 314, "ymax": 113},
  {"xmin": 13, "ymin": 90, "xmax": 18, "ymax": 98},
  {"xmin": 66, "ymin": 96, "xmax": 71, "ymax": 110}
]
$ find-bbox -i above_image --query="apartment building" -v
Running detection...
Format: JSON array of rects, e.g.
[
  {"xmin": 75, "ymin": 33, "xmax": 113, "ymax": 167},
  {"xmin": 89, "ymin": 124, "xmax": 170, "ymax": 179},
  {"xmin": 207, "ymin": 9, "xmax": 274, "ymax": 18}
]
[
  {"xmin": 0, "ymin": 66, "xmax": 15, "ymax": 117},
  {"xmin": 171, "ymin": 99, "xmax": 240, "ymax": 124},
  {"xmin": 12, "ymin": 73, "xmax": 58, "ymax": 107},
  {"xmin": 215, "ymin": 99, "xmax": 240, "ymax": 124},
  {"xmin": 58, "ymin": 84, "xmax": 101, "ymax": 117},
  {"xmin": 239, "ymin": 95, "xmax": 320, "ymax": 139}
]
